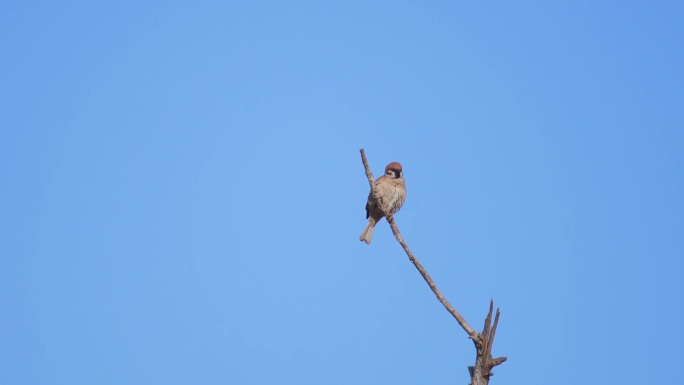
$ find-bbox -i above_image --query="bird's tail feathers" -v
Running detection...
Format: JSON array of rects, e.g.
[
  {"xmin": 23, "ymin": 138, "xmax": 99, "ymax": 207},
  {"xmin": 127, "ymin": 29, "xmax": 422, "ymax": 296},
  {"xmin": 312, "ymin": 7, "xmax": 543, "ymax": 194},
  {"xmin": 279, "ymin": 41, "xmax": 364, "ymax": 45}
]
[{"xmin": 359, "ymin": 218, "xmax": 376, "ymax": 244}]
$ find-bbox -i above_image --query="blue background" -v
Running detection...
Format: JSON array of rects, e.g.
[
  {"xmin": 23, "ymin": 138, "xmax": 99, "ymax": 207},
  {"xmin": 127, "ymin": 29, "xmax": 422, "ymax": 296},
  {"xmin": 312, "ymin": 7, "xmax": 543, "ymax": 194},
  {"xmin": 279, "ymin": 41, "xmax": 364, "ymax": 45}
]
[{"xmin": 2, "ymin": 1, "xmax": 682, "ymax": 384}]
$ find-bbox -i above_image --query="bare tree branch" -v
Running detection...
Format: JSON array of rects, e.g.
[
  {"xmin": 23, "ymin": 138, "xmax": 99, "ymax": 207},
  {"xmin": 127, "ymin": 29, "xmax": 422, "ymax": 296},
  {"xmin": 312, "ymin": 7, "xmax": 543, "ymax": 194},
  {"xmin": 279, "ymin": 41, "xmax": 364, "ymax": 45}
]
[
  {"xmin": 469, "ymin": 301, "xmax": 508, "ymax": 385},
  {"xmin": 360, "ymin": 148, "xmax": 478, "ymax": 339},
  {"xmin": 359, "ymin": 148, "xmax": 507, "ymax": 385}
]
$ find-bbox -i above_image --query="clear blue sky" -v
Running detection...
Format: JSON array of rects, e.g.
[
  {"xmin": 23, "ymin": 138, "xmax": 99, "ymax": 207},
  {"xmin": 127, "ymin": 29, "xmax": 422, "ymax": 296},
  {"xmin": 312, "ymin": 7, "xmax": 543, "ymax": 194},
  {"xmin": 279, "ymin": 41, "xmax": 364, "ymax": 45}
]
[{"xmin": 2, "ymin": 1, "xmax": 683, "ymax": 384}]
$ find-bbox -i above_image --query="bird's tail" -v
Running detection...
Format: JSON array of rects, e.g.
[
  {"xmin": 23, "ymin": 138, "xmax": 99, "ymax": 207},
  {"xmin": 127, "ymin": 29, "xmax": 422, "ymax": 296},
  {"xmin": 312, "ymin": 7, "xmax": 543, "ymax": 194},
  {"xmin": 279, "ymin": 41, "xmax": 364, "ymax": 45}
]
[{"xmin": 359, "ymin": 218, "xmax": 376, "ymax": 244}]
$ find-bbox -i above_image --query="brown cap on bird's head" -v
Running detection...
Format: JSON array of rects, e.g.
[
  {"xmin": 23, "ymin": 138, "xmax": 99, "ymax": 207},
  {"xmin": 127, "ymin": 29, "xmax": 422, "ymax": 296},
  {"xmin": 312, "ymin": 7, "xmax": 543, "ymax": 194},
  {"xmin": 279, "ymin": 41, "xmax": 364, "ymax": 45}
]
[{"xmin": 385, "ymin": 162, "xmax": 402, "ymax": 173}]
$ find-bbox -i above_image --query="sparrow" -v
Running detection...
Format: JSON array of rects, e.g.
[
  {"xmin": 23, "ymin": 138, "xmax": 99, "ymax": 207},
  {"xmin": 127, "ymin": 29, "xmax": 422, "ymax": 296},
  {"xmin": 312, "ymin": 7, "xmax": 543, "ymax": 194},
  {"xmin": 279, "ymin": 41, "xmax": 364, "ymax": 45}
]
[{"xmin": 359, "ymin": 162, "xmax": 406, "ymax": 244}]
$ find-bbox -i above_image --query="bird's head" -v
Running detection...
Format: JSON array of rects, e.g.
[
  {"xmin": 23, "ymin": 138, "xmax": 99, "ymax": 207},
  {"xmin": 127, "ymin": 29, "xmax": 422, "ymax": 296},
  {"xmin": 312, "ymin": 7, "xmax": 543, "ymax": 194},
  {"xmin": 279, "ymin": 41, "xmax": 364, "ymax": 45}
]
[{"xmin": 384, "ymin": 162, "xmax": 403, "ymax": 179}]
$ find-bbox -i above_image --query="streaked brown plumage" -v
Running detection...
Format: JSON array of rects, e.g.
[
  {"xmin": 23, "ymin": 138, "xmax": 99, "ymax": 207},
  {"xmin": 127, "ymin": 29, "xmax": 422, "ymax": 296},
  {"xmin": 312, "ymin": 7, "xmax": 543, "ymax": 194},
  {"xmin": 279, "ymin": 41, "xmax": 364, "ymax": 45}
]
[{"xmin": 359, "ymin": 162, "xmax": 406, "ymax": 244}]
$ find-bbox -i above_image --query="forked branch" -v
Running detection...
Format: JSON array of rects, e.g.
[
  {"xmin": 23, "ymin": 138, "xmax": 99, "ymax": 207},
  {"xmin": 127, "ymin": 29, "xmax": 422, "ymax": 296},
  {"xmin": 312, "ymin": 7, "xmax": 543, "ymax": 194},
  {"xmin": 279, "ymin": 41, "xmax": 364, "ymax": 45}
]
[{"xmin": 469, "ymin": 301, "xmax": 507, "ymax": 385}]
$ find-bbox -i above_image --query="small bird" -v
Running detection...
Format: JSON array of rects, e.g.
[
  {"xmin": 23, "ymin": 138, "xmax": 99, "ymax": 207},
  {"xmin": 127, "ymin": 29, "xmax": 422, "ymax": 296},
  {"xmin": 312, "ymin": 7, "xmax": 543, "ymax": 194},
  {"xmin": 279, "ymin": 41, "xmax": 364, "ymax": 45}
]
[{"xmin": 360, "ymin": 162, "xmax": 407, "ymax": 244}]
